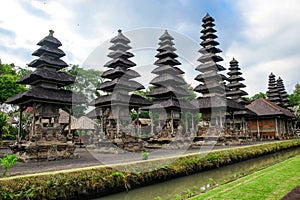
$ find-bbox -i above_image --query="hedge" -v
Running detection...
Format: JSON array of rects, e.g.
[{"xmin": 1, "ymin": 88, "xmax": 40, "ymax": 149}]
[{"xmin": 1, "ymin": 139, "xmax": 300, "ymax": 200}]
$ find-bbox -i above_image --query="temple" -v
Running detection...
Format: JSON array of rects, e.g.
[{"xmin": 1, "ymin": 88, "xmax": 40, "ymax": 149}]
[
  {"xmin": 91, "ymin": 30, "xmax": 151, "ymax": 151},
  {"xmin": 143, "ymin": 30, "xmax": 196, "ymax": 146},
  {"xmin": 277, "ymin": 77, "xmax": 289, "ymax": 108},
  {"xmin": 193, "ymin": 13, "xmax": 243, "ymax": 139},
  {"xmin": 226, "ymin": 58, "xmax": 255, "ymax": 137},
  {"xmin": 226, "ymin": 58, "xmax": 248, "ymax": 105},
  {"xmin": 246, "ymin": 98, "xmax": 295, "ymax": 139},
  {"xmin": 5, "ymin": 13, "xmax": 299, "ymax": 159},
  {"xmin": 267, "ymin": 73, "xmax": 281, "ymax": 105},
  {"xmin": 6, "ymin": 30, "xmax": 85, "ymax": 161}
]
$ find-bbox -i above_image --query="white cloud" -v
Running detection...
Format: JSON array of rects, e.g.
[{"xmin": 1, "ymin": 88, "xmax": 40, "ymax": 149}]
[{"xmin": 225, "ymin": 0, "xmax": 300, "ymax": 96}]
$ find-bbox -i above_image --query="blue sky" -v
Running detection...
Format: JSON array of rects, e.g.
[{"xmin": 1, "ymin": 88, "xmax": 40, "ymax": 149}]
[{"xmin": 0, "ymin": 0, "xmax": 299, "ymax": 96}]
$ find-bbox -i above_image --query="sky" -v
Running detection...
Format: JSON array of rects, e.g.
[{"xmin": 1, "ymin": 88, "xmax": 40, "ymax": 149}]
[{"xmin": 0, "ymin": 0, "xmax": 299, "ymax": 96}]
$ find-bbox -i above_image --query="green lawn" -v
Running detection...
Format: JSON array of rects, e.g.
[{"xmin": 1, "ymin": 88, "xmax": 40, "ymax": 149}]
[{"xmin": 191, "ymin": 154, "xmax": 300, "ymax": 200}]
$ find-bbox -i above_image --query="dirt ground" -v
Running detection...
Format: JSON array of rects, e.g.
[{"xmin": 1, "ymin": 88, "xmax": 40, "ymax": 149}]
[{"xmin": 281, "ymin": 186, "xmax": 300, "ymax": 200}]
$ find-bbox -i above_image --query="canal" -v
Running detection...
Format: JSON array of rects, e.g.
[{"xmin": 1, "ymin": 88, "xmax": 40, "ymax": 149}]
[{"xmin": 97, "ymin": 147, "xmax": 300, "ymax": 200}]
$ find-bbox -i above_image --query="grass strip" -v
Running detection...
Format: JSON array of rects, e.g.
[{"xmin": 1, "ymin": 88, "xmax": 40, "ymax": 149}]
[{"xmin": 191, "ymin": 154, "xmax": 300, "ymax": 200}]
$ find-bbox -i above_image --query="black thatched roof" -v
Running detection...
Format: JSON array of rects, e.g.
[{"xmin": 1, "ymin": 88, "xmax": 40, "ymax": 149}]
[
  {"xmin": 101, "ymin": 67, "xmax": 140, "ymax": 79},
  {"xmin": 151, "ymin": 65, "xmax": 184, "ymax": 75},
  {"xmin": 17, "ymin": 68, "xmax": 75, "ymax": 86},
  {"xmin": 197, "ymin": 53, "xmax": 223, "ymax": 63},
  {"xmin": 108, "ymin": 50, "xmax": 134, "ymax": 59},
  {"xmin": 150, "ymin": 73, "xmax": 186, "ymax": 86},
  {"xmin": 104, "ymin": 57, "xmax": 136, "ymax": 68},
  {"xmin": 199, "ymin": 46, "xmax": 222, "ymax": 54},
  {"xmin": 147, "ymin": 85, "xmax": 189, "ymax": 98},
  {"xmin": 157, "ymin": 44, "xmax": 177, "ymax": 52},
  {"xmin": 203, "ymin": 13, "xmax": 215, "ymax": 22},
  {"xmin": 195, "ymin": 72, "xmax": 227, "ymax": 82},
  {"xmin": 97, "ymin": 78, "xmax": 144, "ymax": 92},
  {"xmin": 92, "ymin": 93, "xmax": 151, "ymax": 107},
  {"xmin": 155, "ymin": 50, "xmax": 178, "ymax": 59},
  {"xmin": 109, "ymin": 43, "xmax": 131, "ymax": 52},
  {"xmin": 6, "ymin": 86, "xmax": 85, "ymax": 105},
  {"xmin": 196, "ymin": 62, "xmax": 226, "ymax": 72},
  {"xmin": 277, "ymin": 77, "xmax": 289, "ymax": 108},
  {"xmin": 142, "ymin": 98, "xmax": 196, "ymax": 111},
  {"xmin": 32, "ymin": 45, "xmax": 65, "ymax": 58},
  {"xmin": 194, "ymin": 82, "xmax": 229, "ymax": 94},
  {"xmin": 28, "ymin": 55, "xmax": 68, "ymax": 69},
  {"xmin": 230, "ymin": 108, "xmax": 257, "ymax": 117},
  {"xmin": 37, "ymin": 30, "xmax": 62, "ymax": 47},
  {"xmin": 110, "ymin": 29, "xmax": 131, "ymax": 44},
  {"xmin": 246, "ymin": 98, "xmax": 295, "ymax": 118},
  {"xmin": 267, "ymin": 73, "xmax": 281, "ymax": 105},
  {"xmin": 154, "ymin": 56, "xmax": 181, "ymax": 66},
  {"xmin": 226, "ymin": 89, "xmax": 248, "ymax": 97},
  {"xmin": 192, "ymin": 96, "xmax": 244, "ymax": 112}
]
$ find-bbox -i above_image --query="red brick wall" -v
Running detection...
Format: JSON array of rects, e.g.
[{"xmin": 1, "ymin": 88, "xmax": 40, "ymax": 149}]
[{"xmin": 248, "ymin": 119, "xmax": 276, "ymax": 136}]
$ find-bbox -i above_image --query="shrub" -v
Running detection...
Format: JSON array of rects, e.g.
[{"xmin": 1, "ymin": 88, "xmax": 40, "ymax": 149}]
[{"xmin": 0, "ymin": 154, "xmax": 18, "ymax": 177}]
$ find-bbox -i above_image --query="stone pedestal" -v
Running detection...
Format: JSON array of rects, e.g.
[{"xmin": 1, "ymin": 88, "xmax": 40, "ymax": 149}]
[{"xmin": 10, "ymin": 141, "xmax": 78, "ymax": 162}]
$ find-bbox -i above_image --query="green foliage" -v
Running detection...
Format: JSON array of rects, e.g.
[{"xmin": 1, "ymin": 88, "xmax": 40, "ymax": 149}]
[
  {"xmin": 289, "ymin": 83, "xmax": 300, "ymax": 127},
  {"xmin": 141, "ymin": 151, "xmax": 149, "ymax": 160},
  {"xmin": 62, "ymin": 65, "xmax": 103, "ymax": 117},
  {"xmin": 0, "ymin": 112, "xmax": 9, "ymax": 139},
  {"xmin": 0, "ymin": 154, "xmax": 17, "ymax": 176},
  {"xmin": 16, "ymin": 66, "xmax": 32, "ymax": 78},
  {"xmin": 244, "ymin": 92, "xmax": 266, "ymax": 102},
  {"xmin": 0, "ymin": 62, "xmax": 26, "ymax": 104},
  {"xmin": 181, "ymin": 84, "xmax": 197, "ymax": 101}
]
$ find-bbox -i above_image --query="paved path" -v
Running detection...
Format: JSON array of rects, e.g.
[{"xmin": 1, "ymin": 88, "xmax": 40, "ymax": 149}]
[{"xmin": 0, "ymin": 141, "xmax": 274, "ymax": 177}]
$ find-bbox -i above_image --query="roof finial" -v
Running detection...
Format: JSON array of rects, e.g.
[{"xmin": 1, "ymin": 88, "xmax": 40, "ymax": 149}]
[
  {"xmin": 118, "ymin": 29, "xmax": 122, "ymax": 34},
  {"xmin": 49, "ymin": 30, "xmax": 54, "ymax": 37}
]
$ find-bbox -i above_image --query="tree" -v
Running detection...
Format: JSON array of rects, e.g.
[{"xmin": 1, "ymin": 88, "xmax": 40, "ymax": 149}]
[
  {"xmin": 289, "ymin": 83, "xmax": 300, "ymax": 106},
  {"xmin": 182, "ymin": 83, "xmax": 197, "ymax": 101},
  {"xmin": 62, "ymin": 65, "xmax": 103, "ymax": 117},
  {"xmin": 0, "ymin": 112, "xmax": 9, "ymax": 139},
  {"xmin": 289, "ymin": 83, "xmax": 300, "ymax": 128},
  {"xmin": 0, "ymin": 62, "xmax": 26, "ymax": 104},
  {"xmin": 243, "ymin": 92, "xmax": 267, "ymax": 102}
]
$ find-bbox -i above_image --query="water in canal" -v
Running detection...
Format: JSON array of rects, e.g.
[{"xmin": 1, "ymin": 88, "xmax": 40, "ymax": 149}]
[{"xmin": 97, "ymin": 147, "xmax": 300, "ymax": 200}]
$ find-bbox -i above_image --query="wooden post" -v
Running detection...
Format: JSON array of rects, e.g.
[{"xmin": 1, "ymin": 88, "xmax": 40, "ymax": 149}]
[
  {"xmin": 68, "ymin": 108, "xmax": 71, "ymax": 136},
  {"xmin": 18, "ymin": 105, "xmax": 23, "ymax": 143},
  {"xmin": 171, "ymin": 110, "xmax": 174, "ymax": 135},
  {"xmin": 150, "ymin": 111, "xmax": 154, "ymax": 135},
  {"xmin": 275, "ymin": 118, "xmax": 278, "ymax": 138},
  {"xmin": 242, "ymin": 116, "xmax": 245, "ymax": 136},
  {"xmin": 191, "ymin": 113, "xmax": 195, "ymax": 131},
  {"xmin": 185, "ymin": 112, "xmax": 188, "ymax": 133},
  {"xmin": 256, "ymin": 119, "xmax": 260, "ymax": 138},
  {"xmin": 137, "ymin": 108, "xmax": 140, "ymax": 136},
  {"xmin": 232, "ymin": 112, "xmax": 235, "ymax": 136},
  {"xmin": 32, "ymin": 103, "xmax": 36, "ymax": 137}
]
